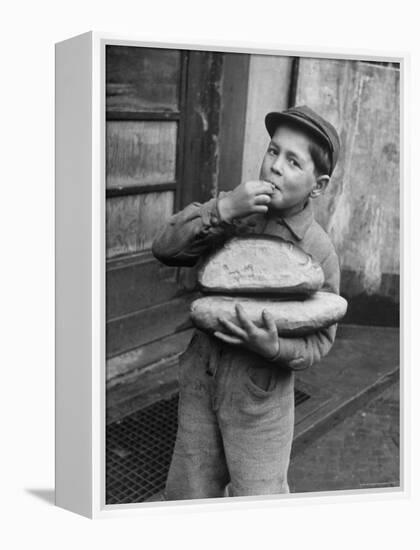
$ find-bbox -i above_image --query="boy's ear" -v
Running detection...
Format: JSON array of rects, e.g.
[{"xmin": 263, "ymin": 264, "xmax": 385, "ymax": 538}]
[{"xmin": 310, "ymin": 175, "xmax": 330, "ymax": 198}]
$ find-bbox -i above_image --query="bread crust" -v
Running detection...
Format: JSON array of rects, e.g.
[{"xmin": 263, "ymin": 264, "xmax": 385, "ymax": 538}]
[
  {"xmin": 198, "ymin": 235, "xmax": 324, "ymax": 295},
  {"xmin": 191, "ymin": 292, "xmax": 348, "ymax": 336}
]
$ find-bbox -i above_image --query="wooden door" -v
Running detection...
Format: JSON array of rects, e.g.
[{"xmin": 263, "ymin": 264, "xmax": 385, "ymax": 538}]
[{"xmin": 105, "ymin": 46, "xmax": 225, "ymax": 411}]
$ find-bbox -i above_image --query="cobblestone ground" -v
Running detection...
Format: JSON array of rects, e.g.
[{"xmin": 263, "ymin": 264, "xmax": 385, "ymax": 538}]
[{"xmin": 289, "ymin": 382, "xmax": 400, "ymax": 493}]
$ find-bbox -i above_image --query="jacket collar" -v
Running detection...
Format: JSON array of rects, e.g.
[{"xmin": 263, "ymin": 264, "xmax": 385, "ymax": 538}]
[{"xmin": 273, "ymin": 201, "xmax": 314, "ymax": 241}]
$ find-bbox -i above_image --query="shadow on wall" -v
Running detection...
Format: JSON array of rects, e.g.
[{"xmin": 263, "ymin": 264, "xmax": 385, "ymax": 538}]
[
  {"xmin": 340, "ymin": 270, "xmax": 399, "ymax": 327},
  {"xmin": 341, "ymin": 293, "xmax": 399, "ymax": 327}
]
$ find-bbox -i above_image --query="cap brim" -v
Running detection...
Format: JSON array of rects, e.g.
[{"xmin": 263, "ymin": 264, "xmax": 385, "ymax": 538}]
[{"xmin": 265, "ymin": 112, "xmax": 330, "ymax": 149}]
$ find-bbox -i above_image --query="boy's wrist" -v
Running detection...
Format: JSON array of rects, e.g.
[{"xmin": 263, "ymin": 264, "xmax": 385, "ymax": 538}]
[
  {"xmin": 265, "ymin": 341, "xmax": 281, "ymax": 362},
  {"xmin": 251, "ymin": 338, "xmax": 280, "ymax": 362},
  {"xmin": 217, "ymin": 195, "xmax": 236, "ymax": 222}
]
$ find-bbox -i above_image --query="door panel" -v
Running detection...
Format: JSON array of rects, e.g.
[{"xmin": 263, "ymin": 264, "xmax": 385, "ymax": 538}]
[
  {"xmin": 106, "ymin": 191, "xmax": 174, "ymax": 258},
  {"xmin": 106, "ymin": 121, "xmax": 178, "ymax": 189},
  {"xmin": 106, "ymin": 46, "xmax": 181, "ymax": 112},
  {"xmin": 106, "ymin": 256, "xmax": 179, "ymax": 318},
  {"xmin": 106, "ymin": 295, "xmax": 195, "ymax": 358}
]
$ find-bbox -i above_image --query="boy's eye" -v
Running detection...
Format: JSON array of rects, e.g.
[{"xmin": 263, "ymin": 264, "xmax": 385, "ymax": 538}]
[
  {"xmin": 268, "ymin": 146, "xmax": 277, "ymax": 155},
  {"xmin": 288, "ymin": 157, "xmax": 300, "ymax": 168}
]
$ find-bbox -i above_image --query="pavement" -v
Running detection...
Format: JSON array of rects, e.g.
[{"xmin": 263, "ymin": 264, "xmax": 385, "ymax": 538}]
[
  {"xmin": 292, "ymin": 324, "xmax": 399, "ymax": 455},
  {"xmin": 288, "ymin": 323, "xmax": 400, "ymax": 493},
  {"xmin": 289, "ymin": 381, "xmax": 400, "ymax": 493}
]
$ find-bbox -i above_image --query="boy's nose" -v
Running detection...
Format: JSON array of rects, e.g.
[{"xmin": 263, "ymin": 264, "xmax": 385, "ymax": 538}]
[{"xmin": 271, "ymin": 157, "xmax": 283, "ymax": 175}]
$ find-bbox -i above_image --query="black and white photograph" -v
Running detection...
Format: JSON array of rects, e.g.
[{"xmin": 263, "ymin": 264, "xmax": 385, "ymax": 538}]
[
  {"xmin": 6, "ymin": 0, "xmax": 420, "ymax": 545},
  {"xmin": 104, "ymin": 44, "xmax": 400, "ymax": 504}
]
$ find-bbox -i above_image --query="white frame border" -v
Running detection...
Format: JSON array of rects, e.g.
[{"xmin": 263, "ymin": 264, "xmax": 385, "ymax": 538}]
[{"xmin": 55, "ymin": 31, "xmax": 409, "ymax": 519}]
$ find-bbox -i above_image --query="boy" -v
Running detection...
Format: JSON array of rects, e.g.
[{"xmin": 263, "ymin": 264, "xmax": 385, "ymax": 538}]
[{"xmin": 152, "ymin": 105, "xmax": 341, "ymax": 499}]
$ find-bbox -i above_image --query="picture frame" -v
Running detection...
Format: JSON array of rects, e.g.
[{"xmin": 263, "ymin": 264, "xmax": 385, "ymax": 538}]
[{"xmin": 55, "ymin": 31, "xmax": 407, "ymax": 518}]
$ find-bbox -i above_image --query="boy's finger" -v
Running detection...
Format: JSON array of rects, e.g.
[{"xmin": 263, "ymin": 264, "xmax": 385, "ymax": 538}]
[
  {"xmin": 235, "ymin": 304, "xmax": 256, "ymax": 332},
  {"xmin": 254, "ymin": 181, "xmax": 275, "ymax": 195},
  {"xmin": 254, "ymin": 194, "xmax": 272, "ymax": 205},
  {"xmin": 214, "ymin": 331, "xmax": 243, "ymax": 345},
  {"xmin": 251, "ymin": 205, "xmax": 269, "ymax": 213},
  {"xmin": 246, "ymin": 180, "xmax": 273, "ymax": 195},
  {"xmin": 262, "ymin": 309, "xmax": 277, "ymax": 333},
  {"xmin": 218, "ymin": 317, "xmax": 247, "ymax": 339}
]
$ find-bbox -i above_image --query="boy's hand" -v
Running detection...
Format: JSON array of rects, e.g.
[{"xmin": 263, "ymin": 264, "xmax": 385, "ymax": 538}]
[
  {"xmin": 214, "ymin": 304, "xmax": 280, "ymax": 360},
  {"xmin": 217, "ymin": 180, "xmax": 274, "ymax": 222}
]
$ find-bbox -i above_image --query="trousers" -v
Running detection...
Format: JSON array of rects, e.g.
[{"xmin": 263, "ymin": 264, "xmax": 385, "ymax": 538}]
[{"xmin": 164, "ymin": 332, "xmax": 295, "ymax": 500}]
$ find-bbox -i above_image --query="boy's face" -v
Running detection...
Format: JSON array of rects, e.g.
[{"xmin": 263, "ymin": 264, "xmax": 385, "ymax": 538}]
[{"xmin": 259, "ymin": 124, "xmax": 323, "ymax": 216}]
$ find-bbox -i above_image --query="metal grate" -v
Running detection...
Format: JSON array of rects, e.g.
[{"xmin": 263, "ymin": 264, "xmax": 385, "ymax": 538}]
[
  {"xmin": 106, "ymin": 388, "xmax": 310, "ymax": 504},
  {"xmin": 106, "ymin": 394, "xmax": 179, "ymax": 504}
]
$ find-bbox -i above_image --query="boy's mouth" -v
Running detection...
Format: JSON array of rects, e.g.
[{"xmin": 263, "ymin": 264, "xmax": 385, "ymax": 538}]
[{"xmin": 265, "ymin": 180, "xmax": 280, "ymax": 192}]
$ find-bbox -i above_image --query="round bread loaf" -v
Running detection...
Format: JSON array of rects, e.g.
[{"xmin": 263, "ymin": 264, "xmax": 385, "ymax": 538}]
[
  {"xmin": 198, "ymin": 235, "xmax": 324, "ymax": 294},
  {"xmin": 190, "ymin": 292, "xmax": 348, "ymax": 336}
]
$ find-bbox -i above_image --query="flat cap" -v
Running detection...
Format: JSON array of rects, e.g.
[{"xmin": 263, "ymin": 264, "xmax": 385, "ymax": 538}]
[{"xmin": 265, "ymin": 105, "xmax": 340, "ymax": 175}]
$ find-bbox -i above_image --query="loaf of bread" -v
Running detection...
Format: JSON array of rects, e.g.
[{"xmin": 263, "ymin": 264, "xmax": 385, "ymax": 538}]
[
  {"xmin": 190, "ymin": 292, "xmax": 348, "ymax": 336},
  {"xmin": 198, "ymin": 236, "xmax": 324, "ymax": 294}
]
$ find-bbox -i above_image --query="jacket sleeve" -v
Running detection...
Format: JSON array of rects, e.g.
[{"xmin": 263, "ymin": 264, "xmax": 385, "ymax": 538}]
[
  {"xmin": 268, "ymin": 324, "xmax": 338, "ymax": 371},
  {"xmin": 268, "ymin": 248, "xmax": 341, "ymax": 371},
  {"xmin": 152, "ymin": 193, "xmax": 236, "ymax": 267}
]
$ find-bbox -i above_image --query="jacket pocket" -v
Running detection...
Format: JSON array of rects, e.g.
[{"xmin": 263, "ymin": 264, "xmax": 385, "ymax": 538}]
[{"xmin": 245, "ymin": 365, "xmax": 278, "ymax": 398}]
